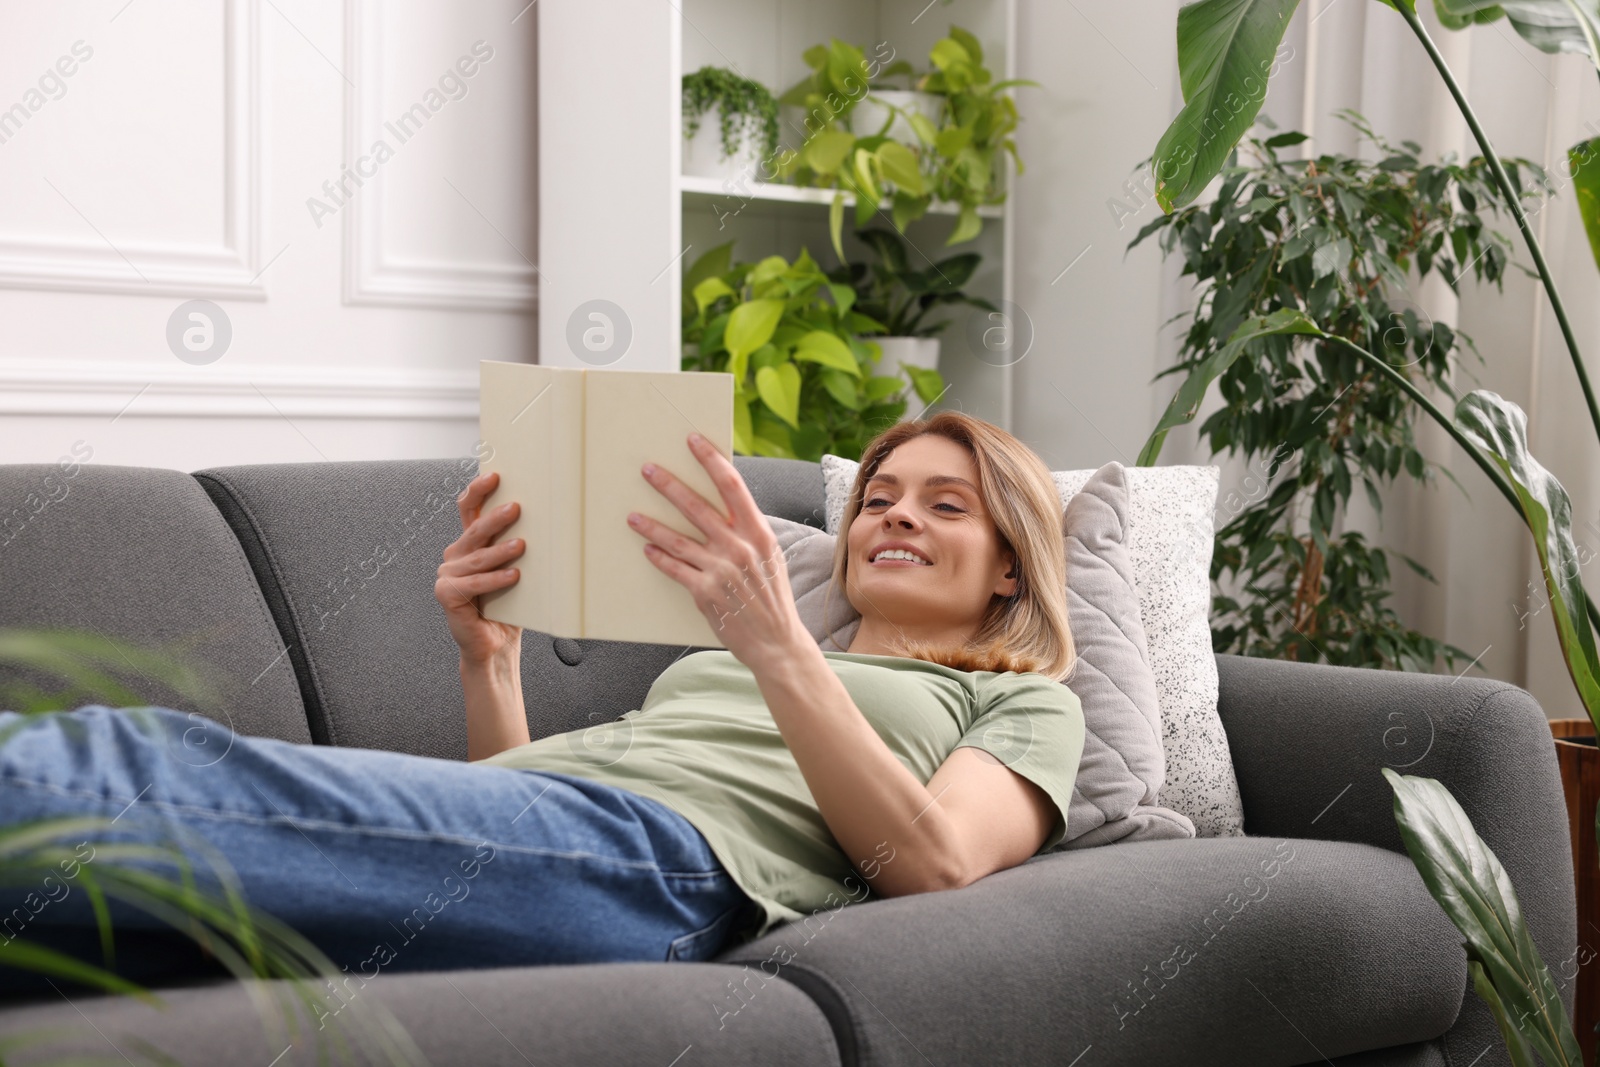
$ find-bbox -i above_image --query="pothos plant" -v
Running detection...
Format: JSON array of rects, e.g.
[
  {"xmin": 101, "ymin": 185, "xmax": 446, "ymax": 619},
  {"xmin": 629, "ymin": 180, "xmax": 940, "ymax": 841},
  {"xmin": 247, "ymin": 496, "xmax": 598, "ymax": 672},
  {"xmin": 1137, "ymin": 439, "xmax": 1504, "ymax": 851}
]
[
  {"xmin": 1132, "ymin": 110, "xmax": 1546, "ymax": 671},
  {"xmin": 775, "ymin": 28, "xmax": 1032, "ymax": 256},
  {"xmin": 1144, "ymin": 0, "xmax": 1600, "ymax": 1058},
  {"xmin": 682, "ymin": 66, "xmax": 780, "ymax": 164},
  {"xmin": 681, "ymin": 242, "xmax": 945, "ymax": 461}
]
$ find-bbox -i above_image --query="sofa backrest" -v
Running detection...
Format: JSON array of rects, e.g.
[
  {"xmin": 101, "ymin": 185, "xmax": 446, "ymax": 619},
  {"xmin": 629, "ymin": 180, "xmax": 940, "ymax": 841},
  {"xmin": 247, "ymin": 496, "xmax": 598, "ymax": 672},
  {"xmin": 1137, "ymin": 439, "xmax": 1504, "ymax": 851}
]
[
  {"xmin": 191, "ymin": 455, "xmax": 826, "ymax": 758},
  {"xmin": 0, "ymin": 464, "xmax": 312, "ymax": 744}
]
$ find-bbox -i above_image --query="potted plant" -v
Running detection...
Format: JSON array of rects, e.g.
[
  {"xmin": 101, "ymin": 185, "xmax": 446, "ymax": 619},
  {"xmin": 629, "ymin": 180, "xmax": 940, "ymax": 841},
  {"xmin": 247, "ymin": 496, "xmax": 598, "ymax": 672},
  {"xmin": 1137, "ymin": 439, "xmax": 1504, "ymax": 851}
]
[
  {"xmin": 1141, "ymin": 0, "xmax": 1600, "ymax": 1057},
  {"xmin": 829, "ymin": 227, "xmax": 996, "ymax": 415},
  {"xmin": 847, "ymin": 57, "xmax": 941, "ymax": 146},
  {"xmin": 1131, "ymin": 111, "xmax": 1539, "ymax": 671},
  {"xmin": 777, "ymin": 28, "xmax": 1034, "ymax": 255},
  {"xmin": 681, "ymin": 66, "xmax": 779, "ymax": 183},
  {"xmin": 680, "ymin": 241, "xmax": 945, "ymax": 460}
]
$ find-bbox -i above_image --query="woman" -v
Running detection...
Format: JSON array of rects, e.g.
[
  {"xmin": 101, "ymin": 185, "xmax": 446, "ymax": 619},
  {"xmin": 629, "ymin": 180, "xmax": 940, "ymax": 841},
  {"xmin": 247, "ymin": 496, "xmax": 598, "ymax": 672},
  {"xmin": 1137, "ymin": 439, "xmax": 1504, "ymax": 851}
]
[{"xmin": 0, "ymin": 412, "xmax": 1084, "ymax": 987}]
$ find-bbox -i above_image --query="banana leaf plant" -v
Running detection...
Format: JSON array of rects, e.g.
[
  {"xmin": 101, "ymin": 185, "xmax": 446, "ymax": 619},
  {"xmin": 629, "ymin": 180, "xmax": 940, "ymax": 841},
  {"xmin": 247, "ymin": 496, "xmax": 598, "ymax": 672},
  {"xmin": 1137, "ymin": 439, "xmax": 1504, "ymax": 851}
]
[
  {"xmin": 0, "ymin": 628, "xmax": 424, "ymax": 1066},
  {"xmin": 1145, "ymin": 0, "xmax": 1600, "ymax": 1054},
  {"xmin": 1388, "ymin": 767, "xmax": 1584, "ymax": 1066}
]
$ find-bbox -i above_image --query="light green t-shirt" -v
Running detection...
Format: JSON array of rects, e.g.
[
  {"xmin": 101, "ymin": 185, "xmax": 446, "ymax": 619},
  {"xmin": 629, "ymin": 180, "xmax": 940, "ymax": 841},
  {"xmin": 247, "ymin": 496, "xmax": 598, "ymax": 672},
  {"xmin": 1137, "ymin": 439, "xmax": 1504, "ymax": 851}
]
[{"xmin": 480, "ymin": 649, "xmax": 1085, "ymax": 940}]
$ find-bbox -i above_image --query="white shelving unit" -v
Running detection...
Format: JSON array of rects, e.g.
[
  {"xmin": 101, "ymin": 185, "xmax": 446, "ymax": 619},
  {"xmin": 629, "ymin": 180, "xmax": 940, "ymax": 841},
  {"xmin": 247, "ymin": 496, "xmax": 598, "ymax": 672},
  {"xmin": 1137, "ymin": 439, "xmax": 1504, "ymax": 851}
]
[{"xmin": 540, "ymin": 0, "xmax": 1018, "ymax": 429}]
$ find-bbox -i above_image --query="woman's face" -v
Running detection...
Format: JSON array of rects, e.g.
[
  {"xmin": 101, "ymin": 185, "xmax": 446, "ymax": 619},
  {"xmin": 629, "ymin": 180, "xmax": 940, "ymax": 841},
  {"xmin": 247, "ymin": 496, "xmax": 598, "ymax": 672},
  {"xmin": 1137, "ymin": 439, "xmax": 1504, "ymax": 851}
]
[{"xmin": 844, "ymin": 435, "xmax": 1018, "ymax": 640}]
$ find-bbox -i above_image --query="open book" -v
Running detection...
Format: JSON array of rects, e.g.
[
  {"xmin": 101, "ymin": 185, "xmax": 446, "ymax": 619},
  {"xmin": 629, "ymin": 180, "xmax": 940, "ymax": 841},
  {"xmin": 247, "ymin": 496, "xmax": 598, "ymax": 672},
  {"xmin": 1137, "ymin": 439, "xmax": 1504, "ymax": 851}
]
[{"xmin": 476, "ymin": 361, "xmax": 735, "ymax": 647}]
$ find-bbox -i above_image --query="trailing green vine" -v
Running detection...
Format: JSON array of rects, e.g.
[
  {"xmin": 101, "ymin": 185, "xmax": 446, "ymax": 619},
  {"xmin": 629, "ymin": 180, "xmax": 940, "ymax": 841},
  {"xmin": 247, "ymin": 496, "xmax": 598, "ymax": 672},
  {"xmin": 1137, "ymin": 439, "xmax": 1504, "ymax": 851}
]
[{"xmin": 682, "ymin": 66, "xmax": 780, "ymax": 163}]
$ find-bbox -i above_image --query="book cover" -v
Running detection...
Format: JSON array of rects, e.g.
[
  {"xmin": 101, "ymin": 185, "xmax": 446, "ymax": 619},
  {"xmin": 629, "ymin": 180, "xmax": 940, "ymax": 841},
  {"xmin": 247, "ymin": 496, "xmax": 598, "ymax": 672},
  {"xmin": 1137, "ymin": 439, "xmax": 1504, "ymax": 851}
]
[{"xmin": 477, "ymin": 361, "xmax": 735, "ymax": 647}]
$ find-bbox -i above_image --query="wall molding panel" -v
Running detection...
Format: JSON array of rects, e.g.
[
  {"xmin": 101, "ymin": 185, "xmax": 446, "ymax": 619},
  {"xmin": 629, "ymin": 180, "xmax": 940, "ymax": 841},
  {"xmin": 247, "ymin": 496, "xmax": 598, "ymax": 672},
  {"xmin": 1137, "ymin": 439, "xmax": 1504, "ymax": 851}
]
[
  {"xmin": 0, "ymin": 359, "xmax": 477, "ymax": 420},
  {"xmin": 0, "ymin": 0, "xmax": 265, "ymax": 300},
  {"xmin": 341, "ymin": 0, "xmax": 538, "ymax": 312}
]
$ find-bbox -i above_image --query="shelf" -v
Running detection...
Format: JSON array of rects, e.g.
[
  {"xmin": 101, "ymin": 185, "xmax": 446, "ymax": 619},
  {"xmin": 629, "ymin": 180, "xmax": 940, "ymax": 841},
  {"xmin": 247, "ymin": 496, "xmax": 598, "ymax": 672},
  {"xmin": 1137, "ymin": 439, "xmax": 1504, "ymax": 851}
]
[{"xmin": 678, "ymin": 174, "xmax": 1004, "ymax": 219}]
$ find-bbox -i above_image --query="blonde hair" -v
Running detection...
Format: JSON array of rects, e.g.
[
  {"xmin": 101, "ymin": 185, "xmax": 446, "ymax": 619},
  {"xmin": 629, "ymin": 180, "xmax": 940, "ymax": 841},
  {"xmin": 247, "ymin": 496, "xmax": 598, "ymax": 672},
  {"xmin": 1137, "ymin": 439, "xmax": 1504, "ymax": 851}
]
[{"xmin": 824, "ymin": 412, "xmax": 1076, "ymax": 681}]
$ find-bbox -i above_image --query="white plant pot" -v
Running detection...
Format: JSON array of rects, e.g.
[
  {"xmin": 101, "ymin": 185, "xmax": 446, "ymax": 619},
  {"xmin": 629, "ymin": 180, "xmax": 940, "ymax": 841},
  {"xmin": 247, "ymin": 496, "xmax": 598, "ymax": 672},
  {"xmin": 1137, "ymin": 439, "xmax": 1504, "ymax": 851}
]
[
  {"xmin": 872, "ymin": 336, "xmax": 941, "ymax": 421},
  {"xmin": 682, "ymin": 103, "xmax": 767, "ymax": 182},
  {"xmin": 850, "ymin": 90, "xmax": 943, "ymax": 146}
]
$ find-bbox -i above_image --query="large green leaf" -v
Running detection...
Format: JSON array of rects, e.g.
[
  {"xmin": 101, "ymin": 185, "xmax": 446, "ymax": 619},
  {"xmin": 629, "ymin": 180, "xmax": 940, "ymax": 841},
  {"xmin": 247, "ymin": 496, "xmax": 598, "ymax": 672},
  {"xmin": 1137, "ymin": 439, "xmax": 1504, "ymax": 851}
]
[
  {"xmin": 1470, "ymin": 960, "xmax": 1538, "ymax": 1067},
  {"xmin": 793, "ymin": 331, "xmax": 861, "ymax": 375},
  {"xmin": 1151, "ymin": 0, "xmax": 1302, "ymax": 212},
  {"xmin": 1570, "ymin": 136, "xmax": 1600, "ymax": 274},
  {"xmin": 1138, "ymin": 308, "xmax": 1322, "ymax": 465},
  {"xmin": 808, "ymin": 129, "xmax": 856, "ymax": 175},
  {"xmin": 755, "ymin": 363, "xmax": 802, "ymax": 428},
  {"xmin": 724, "ymin": 299, "xmax": 784, "ymax": 385},
  {"xmin": 682, "ymin": 241, "xmax": 734, "ymax": 313},
  {"xmin": 1384, "ymin": 768, "xmax": 1583, "ymax": 1066},
  {"xmin": 877, "ymin": 142, "xmax": 926, "ymax": 197},
  {"xmin": 1457, "ymin": 390, "xmax": 1600, "ymax": 723},
  {"xmin": 1436, "ymin": 0, "xmax": 1600, "ymax": 65},
  {"xmin": 1432, "ymin": 0, "xmax": 1507, "ymax": 28}
]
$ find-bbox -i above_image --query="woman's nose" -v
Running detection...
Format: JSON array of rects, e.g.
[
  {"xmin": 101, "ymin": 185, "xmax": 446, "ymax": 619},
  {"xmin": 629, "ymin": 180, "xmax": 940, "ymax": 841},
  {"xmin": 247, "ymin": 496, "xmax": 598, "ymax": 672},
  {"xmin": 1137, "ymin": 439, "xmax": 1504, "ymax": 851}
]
[{"xmin": 884, "ymin": 505, "xmax": 920, "ymax": 529}]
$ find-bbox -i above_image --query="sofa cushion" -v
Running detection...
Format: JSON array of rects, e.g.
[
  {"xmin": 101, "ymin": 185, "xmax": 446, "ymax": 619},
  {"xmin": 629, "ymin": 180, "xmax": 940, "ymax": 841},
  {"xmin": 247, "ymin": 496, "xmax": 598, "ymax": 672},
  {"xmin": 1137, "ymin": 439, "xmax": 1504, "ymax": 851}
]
[
  {"xmin": 192, "ymin": 456, "xmax": 829, "ymax": 756},
  {"xmin": 0, "ymin": 464, "xmax": 309, "ymax": 744},
  {"xmin": 715, "ymin": 836, "xmax": 1466, "ymax": 1067},
  {"xmin": 0, "ymin": 962, "xmax": 842, "ymax": 1067}
]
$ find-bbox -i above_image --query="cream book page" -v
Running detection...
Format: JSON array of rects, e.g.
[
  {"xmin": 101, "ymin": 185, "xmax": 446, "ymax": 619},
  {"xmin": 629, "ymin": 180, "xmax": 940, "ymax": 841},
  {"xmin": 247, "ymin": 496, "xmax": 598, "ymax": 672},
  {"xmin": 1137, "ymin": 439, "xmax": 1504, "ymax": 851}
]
[
  {"xmin": 476, "ymin": 361, "xmax": 735, "ymax": 646},
  {"xmin": 477, "ymin": 362, "xmax": 584, "ymax": 637},
  {"xmin": 583, "ymin": 368, "xmax": 734, "ymax": 647}
]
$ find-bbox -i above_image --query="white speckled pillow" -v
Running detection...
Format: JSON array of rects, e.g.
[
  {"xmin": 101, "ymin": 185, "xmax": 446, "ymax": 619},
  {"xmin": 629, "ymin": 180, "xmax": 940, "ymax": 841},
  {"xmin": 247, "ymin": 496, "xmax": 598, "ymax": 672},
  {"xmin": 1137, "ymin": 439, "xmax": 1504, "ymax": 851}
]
[{"xmin": 818, "ymin": 452, "xmax": 1244, "ymax": 839}]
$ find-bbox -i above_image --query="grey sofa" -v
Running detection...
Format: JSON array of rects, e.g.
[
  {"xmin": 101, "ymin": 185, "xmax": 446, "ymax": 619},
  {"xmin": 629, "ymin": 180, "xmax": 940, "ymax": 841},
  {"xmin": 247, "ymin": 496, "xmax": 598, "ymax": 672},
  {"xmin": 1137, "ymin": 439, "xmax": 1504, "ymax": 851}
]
[{"xmin": 0, "ymin": 455, "xmax": 1576, "ymax": 1067}]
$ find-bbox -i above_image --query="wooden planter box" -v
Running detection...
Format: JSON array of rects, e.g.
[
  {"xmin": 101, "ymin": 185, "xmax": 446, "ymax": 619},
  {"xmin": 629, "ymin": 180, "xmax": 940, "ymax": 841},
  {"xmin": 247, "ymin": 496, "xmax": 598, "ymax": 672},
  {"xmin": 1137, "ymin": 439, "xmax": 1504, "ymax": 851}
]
[{"xmin": 1551, "ymin": 718, "xmax": 1600, "ymax": 1064}]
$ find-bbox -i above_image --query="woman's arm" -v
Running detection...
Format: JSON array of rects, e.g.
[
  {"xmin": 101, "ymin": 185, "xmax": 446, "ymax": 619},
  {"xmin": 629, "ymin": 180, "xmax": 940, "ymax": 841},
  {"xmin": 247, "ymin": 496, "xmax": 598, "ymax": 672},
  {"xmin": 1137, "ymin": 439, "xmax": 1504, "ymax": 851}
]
[
  {"xmin": 747, "ymin": 635, "xmax": 976, "ymax": 897},
  {"xmin": 436, "ymin": 471, "xmax": 532, "ymax": 761},
  {"xmin": 630, "ymin": 435, "xmax": 975, "ymax": 897},
  {"xmin": 459, "ymin": 647, "xmax": 530, "ymax": 761}
]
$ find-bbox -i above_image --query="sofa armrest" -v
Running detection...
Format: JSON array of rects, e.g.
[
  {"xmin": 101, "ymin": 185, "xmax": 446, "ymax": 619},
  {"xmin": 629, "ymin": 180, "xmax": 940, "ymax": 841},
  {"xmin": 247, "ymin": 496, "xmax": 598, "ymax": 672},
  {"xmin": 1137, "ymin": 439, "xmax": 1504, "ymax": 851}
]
[{"xmin": 1215, "ymin": 653, "xmax": 1577, "ymax": 1018}]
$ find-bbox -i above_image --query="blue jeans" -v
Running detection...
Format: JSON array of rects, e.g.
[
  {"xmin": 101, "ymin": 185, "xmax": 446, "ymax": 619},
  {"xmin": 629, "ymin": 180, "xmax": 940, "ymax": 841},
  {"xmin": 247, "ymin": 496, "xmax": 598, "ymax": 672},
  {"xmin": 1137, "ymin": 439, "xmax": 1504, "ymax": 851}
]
[{"xmin": 0, "ymin": 706, "xmax": 759, "ymax": 991}]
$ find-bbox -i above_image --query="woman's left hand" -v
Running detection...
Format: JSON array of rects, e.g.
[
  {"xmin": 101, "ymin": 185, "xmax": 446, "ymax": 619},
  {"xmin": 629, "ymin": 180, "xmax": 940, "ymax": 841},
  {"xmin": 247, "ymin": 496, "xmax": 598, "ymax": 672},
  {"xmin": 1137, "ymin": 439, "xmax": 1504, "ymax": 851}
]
[{"xmin": 629, "ymin": 431, "xmax": 808, "ymax": 672}]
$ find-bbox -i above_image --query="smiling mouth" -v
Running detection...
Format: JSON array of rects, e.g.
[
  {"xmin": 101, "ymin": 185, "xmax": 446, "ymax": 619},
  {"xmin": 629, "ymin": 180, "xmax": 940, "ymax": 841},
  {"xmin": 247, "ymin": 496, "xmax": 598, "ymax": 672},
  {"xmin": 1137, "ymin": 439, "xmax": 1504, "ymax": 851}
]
[{"xmin": 869, "ymin": 550, "xmax": 932, "ymax": 566}]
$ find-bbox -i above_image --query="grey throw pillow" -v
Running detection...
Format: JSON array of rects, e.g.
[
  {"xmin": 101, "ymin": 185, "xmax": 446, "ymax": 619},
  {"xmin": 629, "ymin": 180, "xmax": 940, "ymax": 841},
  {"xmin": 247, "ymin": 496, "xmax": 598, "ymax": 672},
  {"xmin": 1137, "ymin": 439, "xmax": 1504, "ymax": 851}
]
[
  {"xmin": 1054, "ymin": 462, "xmax": 1194, "ymax": 847},
  {"xmin": 761, "ymin": 458, "xmax": 1194, "ymax": 849}
]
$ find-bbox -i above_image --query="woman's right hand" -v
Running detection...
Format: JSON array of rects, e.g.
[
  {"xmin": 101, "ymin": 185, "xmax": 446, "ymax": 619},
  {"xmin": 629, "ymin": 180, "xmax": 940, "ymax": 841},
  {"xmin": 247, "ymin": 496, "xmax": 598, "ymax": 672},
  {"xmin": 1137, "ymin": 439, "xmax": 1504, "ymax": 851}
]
[{"xmin": 436, "ymin": 471, "xmax": 525, "ymax": 664}]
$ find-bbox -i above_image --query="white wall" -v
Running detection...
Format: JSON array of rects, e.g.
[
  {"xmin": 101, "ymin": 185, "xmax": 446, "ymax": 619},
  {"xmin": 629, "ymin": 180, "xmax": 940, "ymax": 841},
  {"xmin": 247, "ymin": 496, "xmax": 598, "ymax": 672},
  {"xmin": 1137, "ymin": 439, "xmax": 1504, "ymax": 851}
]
[
  {"xmin": 0, "ymin": 0, "xmax": 536, "ymax": 472},
  {"xmin": 1010, "ymin": 0, "xmax": 1184, "ymax": 472}
]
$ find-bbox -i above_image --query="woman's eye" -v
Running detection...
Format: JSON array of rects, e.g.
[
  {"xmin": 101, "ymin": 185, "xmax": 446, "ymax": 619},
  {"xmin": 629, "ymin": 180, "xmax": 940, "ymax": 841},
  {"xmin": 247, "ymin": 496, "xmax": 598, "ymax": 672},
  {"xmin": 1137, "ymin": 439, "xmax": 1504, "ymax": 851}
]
[{"xmin": 864, "ymin": 497, "xmax": 963, "ymax": 513}]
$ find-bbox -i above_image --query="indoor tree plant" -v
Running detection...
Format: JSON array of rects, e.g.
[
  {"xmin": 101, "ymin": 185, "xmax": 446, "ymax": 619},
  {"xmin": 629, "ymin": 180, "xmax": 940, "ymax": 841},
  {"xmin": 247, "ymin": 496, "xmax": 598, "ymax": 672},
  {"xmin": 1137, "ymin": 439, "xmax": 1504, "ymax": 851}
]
[
  {"xmin": 1130, "ymin": 109, "xmax": 1544, "ymax": 671},
  {"xmin": 828, "ymin": 227, "xmax": 996, "ymax": 410},
  {"xmin": 682, "ymin": 65, "xmax": 780, "ymax": 182},
  {"xmin": 776, "ymin": 27, "xmax": 1033, "ymax": 255},
  {"xmin": 0, "ymin": 628, "xmax": 423, "ymax": 1065},
  {"xmin": 680, "ymin": 241, "xmax": 945, "ymax": 461},
  {"xmin": 1143, "ymin": 0, "xmax": 1600, "ymax": 1057}
]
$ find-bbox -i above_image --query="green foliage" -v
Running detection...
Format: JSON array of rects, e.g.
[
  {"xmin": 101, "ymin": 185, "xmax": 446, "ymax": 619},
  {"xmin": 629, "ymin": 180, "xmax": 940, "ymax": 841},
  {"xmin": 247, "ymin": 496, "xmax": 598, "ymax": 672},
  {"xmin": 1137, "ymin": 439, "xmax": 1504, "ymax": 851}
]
[
  {"xmin": 1433, "ymin": 0, "xmax": 1600, "ymax": 66},
  {"xmin": 1385, "ymin": 767, "xmax": 1584, "ymax": 1066},
  {"xmin": 777, "ymin": 27, "xmax": 1032, "ymax": 251},
  {"xmin": 1458, "ymin": 390, "xmax": 1600, "ymax": 722},
  {"xmin": 1152, "ymin": 0, "xmax": 1303, "ymax": 212},
  {"xmin": 1133, "ymin": 112, "xmax": 1550, "ymax": 670},
  {"xmin": 682, "ymin": 66, "xmax": 780, "ymax": 163},
  {"xmin": 826, "ymin": 227, "xmax": 998, "ymax": 337},
  {"xmin": 681, "ymin": 242, "xmax": 945, "ymax": 461},
  {"xmin": 1570, "ymin": 135, "xmax": 1600, "ymax": 276}
]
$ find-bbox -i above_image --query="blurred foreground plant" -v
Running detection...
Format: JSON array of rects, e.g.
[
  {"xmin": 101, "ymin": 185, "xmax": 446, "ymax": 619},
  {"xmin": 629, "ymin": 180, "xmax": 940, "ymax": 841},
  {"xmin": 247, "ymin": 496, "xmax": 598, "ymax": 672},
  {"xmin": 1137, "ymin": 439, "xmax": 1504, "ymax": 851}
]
[{"xmin": 0, "ymin": 627, "xmax": 424, "ymax": 1066}]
